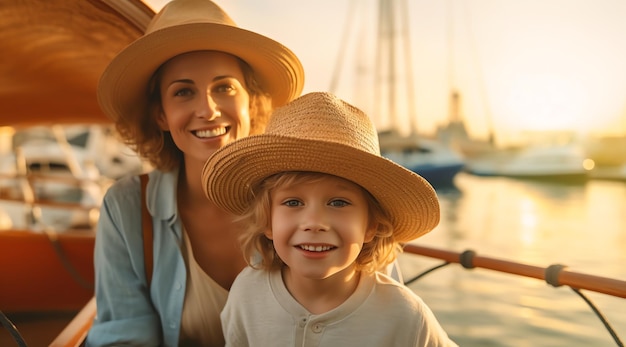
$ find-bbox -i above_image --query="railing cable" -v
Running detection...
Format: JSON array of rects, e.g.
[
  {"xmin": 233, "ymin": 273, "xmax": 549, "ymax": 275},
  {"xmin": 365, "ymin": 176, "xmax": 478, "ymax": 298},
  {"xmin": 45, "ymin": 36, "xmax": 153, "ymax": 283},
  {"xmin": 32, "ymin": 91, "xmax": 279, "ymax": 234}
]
[
  {"xmin": 404, "ymin": 262, "xmax": 451, "ymax": 286},
  {"xmin": 571, "ymin": 288, "xmax": 624, "ymax": 347},
  {"xmin": 403, "ymin": 244, "xmax": 625, "ymax": 346}
]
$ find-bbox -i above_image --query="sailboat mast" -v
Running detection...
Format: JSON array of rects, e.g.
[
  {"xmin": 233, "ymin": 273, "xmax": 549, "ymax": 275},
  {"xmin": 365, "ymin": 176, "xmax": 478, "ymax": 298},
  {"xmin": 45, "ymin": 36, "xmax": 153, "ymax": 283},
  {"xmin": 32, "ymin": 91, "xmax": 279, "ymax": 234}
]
[
  {"xmin": 385, "ymin": 0, "xmax": 396, "ymax": 123},
  {"xmin": 375, "ymin": 0, "xmax": 417, "ymax": 136}
]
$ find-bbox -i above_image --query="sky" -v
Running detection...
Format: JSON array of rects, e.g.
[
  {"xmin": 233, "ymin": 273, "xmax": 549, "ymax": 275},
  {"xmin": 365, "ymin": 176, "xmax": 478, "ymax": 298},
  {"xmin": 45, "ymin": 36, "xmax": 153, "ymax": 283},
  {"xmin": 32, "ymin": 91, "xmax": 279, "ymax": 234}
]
[{"xmin": 145, "ymin": 0, "xmax": 626, "ymax": 146}]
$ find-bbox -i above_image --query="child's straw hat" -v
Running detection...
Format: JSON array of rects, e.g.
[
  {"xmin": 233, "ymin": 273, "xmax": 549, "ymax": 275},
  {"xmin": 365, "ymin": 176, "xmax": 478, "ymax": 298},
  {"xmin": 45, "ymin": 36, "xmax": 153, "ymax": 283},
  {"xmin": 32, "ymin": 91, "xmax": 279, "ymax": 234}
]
[{"xmin": 202, "ymin": 92, "xmax": 440, "ymax": 242}]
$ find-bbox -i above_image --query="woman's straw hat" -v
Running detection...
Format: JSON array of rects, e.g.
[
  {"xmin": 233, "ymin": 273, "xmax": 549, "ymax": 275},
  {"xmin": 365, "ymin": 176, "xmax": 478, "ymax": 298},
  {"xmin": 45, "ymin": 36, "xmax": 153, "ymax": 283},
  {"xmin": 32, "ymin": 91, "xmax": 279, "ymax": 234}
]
[
  {"xmin": 202, "ymin": 92, "xmax": 440, "ymax": 242},
  {"xmin": 98, "ymin": 0, "xmax": 304, "ymax": 123}
]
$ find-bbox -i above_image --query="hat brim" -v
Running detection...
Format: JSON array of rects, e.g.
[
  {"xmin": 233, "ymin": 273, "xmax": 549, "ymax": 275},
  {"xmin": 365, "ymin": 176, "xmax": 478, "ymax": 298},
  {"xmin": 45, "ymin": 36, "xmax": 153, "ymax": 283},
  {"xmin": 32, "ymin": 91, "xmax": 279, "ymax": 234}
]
[
  {"xmin": 203, "ymin": 135, "xmax": 440, "ymax": 242},
  {"xmin": 98, "ymin": 23, "xmax": 304, "ymax": 123}
]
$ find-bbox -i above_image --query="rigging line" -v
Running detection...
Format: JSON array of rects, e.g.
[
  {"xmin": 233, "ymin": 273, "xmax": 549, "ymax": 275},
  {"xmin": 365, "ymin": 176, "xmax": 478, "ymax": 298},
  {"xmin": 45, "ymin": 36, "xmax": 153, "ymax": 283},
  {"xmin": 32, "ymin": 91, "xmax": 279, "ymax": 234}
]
[
  {"xmin": 328, "ymin": 0, "xmax": 358, "ymax": 94},
  {"xmin": 400, "ymin": 0, "xmax": 418, "ymax": 134},
  {"xmin": 460, "ymin": 0, "xmax": 496, "ymax": 143},
  {"xmin": 447, "ymin": 0, "xmax": 456, "ymax": 94},
  {"xmin": 374, "ymin": 0, "xmax": 385, "ymax": 129},
  {"xmin": 385, "ymin": 0, "xmax": 397, "ymax": 125}
]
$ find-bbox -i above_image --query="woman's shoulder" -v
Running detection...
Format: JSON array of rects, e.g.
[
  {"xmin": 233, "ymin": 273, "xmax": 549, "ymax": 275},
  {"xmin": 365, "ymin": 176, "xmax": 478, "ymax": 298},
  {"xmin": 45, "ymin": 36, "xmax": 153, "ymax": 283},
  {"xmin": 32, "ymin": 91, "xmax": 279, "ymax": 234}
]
[
  {"xmin": 104, "ymin": 170, "xmax": 169, "ymax": 201},
  {"xmin": 103, "ymin": 174, "xmax": 142, "ymax": 203},
  {"xmin": 109, "ymin": 174, "xmax": 141, "ymax": 190}
]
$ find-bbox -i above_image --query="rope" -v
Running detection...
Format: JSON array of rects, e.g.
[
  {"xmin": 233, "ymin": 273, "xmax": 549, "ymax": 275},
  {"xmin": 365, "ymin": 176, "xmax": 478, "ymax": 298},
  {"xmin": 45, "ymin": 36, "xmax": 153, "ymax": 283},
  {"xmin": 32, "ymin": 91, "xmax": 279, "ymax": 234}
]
[{"xmin": 45, "ymin": 229, "xmax": 94, "ymax": 290}]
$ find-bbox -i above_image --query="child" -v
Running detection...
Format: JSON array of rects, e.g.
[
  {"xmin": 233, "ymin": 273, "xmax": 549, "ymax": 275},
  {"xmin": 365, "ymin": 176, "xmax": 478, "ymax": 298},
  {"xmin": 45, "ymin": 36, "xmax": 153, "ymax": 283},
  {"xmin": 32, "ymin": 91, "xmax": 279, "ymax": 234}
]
[{"xmin": 202, "ymin": 92, "xmax": 457, "ymax": 346}]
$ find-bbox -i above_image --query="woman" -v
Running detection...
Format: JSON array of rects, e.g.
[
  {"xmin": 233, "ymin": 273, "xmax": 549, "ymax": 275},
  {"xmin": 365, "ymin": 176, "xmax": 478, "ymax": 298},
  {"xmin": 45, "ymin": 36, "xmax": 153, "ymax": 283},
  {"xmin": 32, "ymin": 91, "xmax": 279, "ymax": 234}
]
[{"xmin": 86, "ymin": 0, "xmax": 304, "ymax": 346}]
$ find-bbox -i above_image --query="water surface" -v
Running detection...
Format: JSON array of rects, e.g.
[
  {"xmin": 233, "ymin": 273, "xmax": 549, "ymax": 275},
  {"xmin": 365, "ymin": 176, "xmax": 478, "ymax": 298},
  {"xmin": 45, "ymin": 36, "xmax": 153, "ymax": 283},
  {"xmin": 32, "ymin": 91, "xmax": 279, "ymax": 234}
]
[{"xmin": 400, "ymin": 172, "xmax": 626, "ymax": 346}]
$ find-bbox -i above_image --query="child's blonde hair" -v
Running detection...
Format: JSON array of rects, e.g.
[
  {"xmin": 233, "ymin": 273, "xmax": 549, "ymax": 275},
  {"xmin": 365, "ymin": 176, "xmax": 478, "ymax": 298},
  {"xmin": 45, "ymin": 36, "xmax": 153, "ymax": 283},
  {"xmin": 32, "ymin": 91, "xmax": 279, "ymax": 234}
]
[{"xmin": 237, "ymin": 171, "xmax": 402, "ymax": 274}]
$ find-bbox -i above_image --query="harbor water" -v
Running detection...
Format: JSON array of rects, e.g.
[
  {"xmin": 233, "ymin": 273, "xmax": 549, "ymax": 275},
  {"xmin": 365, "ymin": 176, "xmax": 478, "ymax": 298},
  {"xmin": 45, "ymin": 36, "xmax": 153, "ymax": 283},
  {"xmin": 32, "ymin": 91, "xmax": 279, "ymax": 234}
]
[{"xmin": 399, "ymin": 172, "xmax": 626, "ymax": 346}]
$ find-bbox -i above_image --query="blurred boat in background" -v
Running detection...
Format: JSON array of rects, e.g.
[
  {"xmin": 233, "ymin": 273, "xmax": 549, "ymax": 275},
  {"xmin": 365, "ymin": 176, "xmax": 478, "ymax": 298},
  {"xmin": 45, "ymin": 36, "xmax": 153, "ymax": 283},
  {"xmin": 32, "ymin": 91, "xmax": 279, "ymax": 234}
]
[
  {"xmin": 462, "ymin": 143, "xmax": 591, "ymax": 184},
  {"xmin": 379, "ymin": 130, "xmax": 465, "ymax": 188},
  {"xmin": 437, "ymin": 93, "xmax": 592, "ymax": 184}
]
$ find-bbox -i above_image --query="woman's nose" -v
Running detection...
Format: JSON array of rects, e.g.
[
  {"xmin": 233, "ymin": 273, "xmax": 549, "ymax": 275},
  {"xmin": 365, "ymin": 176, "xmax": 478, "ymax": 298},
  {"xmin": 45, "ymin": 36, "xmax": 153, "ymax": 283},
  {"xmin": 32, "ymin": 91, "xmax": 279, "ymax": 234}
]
[{"xmin": 198, "ymin": 94, "xmax": 221, "ymax": 120}]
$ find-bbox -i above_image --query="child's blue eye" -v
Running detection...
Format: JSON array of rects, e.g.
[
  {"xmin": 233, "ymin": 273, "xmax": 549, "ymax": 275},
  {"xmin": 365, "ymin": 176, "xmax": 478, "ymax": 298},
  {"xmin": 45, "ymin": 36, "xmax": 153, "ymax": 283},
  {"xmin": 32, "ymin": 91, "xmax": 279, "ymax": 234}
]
[
  {"xmin": 283, "ymin": 199, "xmax": 302, "ymax": 207},
  {"xmin": 329, "ymin": 199, "xmax": 349, "ymax": 207}
]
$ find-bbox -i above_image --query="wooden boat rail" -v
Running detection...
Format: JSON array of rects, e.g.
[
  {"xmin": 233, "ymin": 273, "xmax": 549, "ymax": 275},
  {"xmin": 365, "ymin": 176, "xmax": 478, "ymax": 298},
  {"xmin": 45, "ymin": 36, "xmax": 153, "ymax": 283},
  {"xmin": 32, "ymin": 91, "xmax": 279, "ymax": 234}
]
[
  {"xmin": 403, "ymin": 243, "xmax": 625, "ymax": 347},
  {"xmin": 403, "ymin": 244, "xmax": 626, "ymax": 298},
  {"xmin": 48, "ymin": 297, "xmax": 96, "ymax": 347}
]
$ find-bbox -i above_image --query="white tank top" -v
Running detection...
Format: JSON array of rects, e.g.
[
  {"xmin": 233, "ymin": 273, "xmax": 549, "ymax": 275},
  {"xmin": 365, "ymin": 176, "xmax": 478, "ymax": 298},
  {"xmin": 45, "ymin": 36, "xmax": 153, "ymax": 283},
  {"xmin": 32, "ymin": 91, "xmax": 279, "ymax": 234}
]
[{"xmin": 179, "ymin": 229, "xmax": 229, "ymax": 347}]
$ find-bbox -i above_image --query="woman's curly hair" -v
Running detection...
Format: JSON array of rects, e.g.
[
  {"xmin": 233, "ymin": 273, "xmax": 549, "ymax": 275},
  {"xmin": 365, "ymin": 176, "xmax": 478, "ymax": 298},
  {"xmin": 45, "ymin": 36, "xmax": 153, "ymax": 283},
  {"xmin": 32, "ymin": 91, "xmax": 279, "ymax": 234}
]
[{"xmin": 114, "ymin": 54, "xmax": 272, "ymax": 171}]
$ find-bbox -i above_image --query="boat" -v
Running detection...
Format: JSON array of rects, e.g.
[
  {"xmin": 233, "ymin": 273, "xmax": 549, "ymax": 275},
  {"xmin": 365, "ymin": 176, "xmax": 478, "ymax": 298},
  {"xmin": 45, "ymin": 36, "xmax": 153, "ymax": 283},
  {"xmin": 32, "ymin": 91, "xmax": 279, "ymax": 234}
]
[
  {"xmin": 463, "ymin": 143, "xmax": 592, "ymax": 184},
  {"xmin": 378, "ymin": 130, "xmax": 465, "ymax": 188},
  {"xmin": 0, "ymin": 0, "xmax": 152, "ymax": 345},
  {"xmin": 436, "ymin": 91, "xmax": 591, "ymax": 183},
  {"xmin": 438, "ymin": 101, "xmax": 591, "ymax": 183}
]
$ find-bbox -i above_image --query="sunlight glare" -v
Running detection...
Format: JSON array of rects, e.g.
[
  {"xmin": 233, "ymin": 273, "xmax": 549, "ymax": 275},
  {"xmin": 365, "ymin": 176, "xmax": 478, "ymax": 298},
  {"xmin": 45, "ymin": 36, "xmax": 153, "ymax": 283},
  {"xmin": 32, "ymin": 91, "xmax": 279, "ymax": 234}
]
[
  {"xmin": 519, "ymin": 199, "xmax": 537, "ymax": 246},
  {"xmin": 502, "ymin": 74, "xmax": 588, "ymax": 132}
]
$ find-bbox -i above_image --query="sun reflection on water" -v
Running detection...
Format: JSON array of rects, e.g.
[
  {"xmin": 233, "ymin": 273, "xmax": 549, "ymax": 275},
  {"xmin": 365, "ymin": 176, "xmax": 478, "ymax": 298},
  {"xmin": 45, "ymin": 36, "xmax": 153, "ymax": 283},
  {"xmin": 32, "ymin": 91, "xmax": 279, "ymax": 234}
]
[{"xmin": 401, "ymin": 172, "xmax": 626, "ymax": 346}]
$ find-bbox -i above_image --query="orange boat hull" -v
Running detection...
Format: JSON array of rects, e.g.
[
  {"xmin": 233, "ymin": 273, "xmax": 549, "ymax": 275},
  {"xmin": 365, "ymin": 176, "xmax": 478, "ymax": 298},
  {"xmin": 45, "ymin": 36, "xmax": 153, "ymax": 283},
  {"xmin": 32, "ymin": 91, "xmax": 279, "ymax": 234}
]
[{"xmin": 0, "ymin": 230, "xmax": 95, "ymax": 313}]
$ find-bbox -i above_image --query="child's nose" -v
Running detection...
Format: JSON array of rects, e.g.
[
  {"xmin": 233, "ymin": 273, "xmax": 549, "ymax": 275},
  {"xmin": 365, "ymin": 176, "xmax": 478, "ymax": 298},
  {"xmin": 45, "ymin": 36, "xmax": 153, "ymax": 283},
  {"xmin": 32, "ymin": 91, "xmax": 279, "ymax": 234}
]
[{"xmin": 301, "ymin": 206, "xmax": 329, "ymax": 232}]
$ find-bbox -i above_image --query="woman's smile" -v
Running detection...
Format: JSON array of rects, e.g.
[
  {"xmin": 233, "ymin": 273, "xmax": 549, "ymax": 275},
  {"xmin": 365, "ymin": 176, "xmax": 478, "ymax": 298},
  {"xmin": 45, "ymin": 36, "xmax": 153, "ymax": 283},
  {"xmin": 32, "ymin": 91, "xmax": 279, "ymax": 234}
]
[{"xmin": 193, "ymin": 125, "xmax": 230, "ymax": 139}]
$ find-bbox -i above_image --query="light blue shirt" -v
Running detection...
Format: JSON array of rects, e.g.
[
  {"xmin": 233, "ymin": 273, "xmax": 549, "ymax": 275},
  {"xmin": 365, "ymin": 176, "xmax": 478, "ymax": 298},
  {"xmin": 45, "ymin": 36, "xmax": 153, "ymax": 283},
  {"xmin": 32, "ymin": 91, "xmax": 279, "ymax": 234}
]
[{"xmin": 86, "ymin": 169, "xmax": 186, "ymax": 347}]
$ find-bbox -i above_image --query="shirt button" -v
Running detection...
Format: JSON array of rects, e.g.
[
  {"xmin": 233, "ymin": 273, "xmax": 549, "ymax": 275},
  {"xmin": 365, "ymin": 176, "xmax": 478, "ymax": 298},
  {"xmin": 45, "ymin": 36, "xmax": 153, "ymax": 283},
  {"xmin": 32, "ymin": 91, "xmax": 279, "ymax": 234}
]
[
  {"xmin": 299, "ymin": 317, "xmax": 307, "ymax": 328},
  {"xmin": 175, "ymin": 282, "xmax": 182, "ymax": 290},
  {"xmin": 312, "ymin": 324, "xmax": 323, "ymax": 333},
  {"xmin": 169, "ymin": 321, "xmax": 176, "ymax": 329}
]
